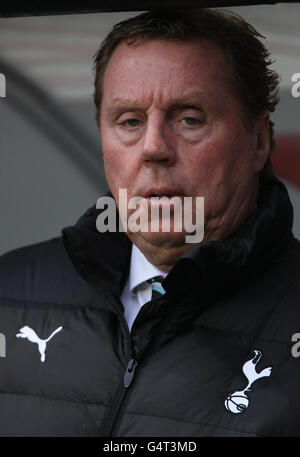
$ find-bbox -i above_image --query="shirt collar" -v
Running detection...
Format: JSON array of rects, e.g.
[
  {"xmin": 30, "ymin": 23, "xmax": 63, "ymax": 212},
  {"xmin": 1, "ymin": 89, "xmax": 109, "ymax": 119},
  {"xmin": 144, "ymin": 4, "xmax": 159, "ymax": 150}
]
[{"xmin": 129, "ymin": 244, "xmax": 167, "ymax": 295}]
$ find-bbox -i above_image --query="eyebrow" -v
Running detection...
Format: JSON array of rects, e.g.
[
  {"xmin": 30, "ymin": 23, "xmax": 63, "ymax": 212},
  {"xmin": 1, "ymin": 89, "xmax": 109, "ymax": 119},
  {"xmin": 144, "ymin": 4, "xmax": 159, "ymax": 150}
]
[
  {"xmin": 105, "ymin": 91, "xmax": 210, "ymax": 116},
  {"xmin": 106, "ymin": 100, "xmax": 145, "ymax": 116}
]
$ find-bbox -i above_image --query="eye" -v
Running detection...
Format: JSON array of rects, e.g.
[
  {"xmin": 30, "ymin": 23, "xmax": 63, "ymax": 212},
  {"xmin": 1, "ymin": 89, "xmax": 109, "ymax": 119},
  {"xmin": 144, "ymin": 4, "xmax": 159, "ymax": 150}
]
[
  {"xmin": 181, "ymin": 117, "xmax": 201, "ymax": 126},
  {"xmin": 119, "ymin": 117, "xmax": 141, "ymax": 130},
  {"xmin": 123, "ymin": 118, "xmax": 141, "ymax": 127}
]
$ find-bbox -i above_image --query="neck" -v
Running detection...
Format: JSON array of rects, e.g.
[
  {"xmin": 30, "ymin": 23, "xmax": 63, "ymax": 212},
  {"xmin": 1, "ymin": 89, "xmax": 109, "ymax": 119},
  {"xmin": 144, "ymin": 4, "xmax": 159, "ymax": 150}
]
[{"xmin": 130, "ymin": 240, "xmax": 195, "ymax": 273}]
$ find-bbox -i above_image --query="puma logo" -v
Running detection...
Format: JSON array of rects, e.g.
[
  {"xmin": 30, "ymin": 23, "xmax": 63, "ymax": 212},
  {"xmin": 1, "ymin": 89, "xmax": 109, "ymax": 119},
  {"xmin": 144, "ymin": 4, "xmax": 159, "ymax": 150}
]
[{"xmin": 16, "ymin": 325, "xmax": 63, "ymax": 363}]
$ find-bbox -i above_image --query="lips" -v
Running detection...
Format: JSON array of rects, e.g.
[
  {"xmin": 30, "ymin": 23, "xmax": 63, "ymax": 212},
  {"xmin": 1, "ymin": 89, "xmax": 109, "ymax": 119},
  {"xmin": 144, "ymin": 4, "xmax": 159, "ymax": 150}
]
[{"xmin": 143, "ymin": 187, "xmax": 185, "ymax": 198}]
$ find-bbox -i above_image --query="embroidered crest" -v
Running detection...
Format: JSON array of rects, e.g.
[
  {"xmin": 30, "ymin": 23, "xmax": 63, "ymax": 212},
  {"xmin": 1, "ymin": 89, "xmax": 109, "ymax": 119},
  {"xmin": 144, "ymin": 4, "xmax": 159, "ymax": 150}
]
[{"xmin": 224, "ymin": 349, "xmax": 272, "ymax": 414}]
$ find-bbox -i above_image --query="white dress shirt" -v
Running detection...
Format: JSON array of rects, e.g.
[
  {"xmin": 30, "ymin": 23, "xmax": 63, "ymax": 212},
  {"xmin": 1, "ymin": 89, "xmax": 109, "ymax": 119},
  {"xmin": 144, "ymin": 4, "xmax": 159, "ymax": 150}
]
[{"xmin": 121, "ymin": 244, "xmax": 167, "ymax": 332}]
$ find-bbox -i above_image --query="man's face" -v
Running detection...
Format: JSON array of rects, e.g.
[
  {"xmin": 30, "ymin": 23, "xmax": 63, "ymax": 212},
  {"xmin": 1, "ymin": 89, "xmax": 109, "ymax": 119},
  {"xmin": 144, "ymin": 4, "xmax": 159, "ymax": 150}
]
[{"xmin": 99, "ymin": 38, "xmax": 269, "ymax": 251}]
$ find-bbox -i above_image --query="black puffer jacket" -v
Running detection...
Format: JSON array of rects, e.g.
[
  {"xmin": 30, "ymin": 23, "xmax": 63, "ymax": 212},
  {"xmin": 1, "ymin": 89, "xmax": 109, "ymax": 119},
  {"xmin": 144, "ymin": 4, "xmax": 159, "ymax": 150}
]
[{"xmin": 1, "ymin": 173, "xmax": 300, "ymax": 437}]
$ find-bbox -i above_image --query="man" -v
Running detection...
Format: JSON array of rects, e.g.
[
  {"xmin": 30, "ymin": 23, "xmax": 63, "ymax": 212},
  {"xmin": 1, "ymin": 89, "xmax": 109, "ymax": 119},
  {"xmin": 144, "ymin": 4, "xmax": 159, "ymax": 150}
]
[{"xmin": 0, "ymin": 8, "xmax": 300, "ymax": 437}]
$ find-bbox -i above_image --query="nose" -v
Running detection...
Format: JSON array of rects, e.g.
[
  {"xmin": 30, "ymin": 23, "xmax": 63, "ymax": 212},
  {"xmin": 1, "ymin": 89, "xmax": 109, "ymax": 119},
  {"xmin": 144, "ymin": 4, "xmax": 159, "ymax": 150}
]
[{"xmin": 141, "ymin": 115, "xmax": 176, "ymax": 166}]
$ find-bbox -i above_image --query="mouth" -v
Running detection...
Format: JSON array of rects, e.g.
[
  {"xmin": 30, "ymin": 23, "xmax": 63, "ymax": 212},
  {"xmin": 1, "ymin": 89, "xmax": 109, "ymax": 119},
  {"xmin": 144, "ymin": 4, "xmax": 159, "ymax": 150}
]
[{"xmin": 143, "ymin": 188, "xmax": 185, "ymax": 199}]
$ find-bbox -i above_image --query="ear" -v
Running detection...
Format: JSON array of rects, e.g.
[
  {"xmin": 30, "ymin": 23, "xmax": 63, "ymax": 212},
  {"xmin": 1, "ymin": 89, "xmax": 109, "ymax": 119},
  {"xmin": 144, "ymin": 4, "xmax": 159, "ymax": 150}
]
[{"xmin": 253, "ymin": 110, "xmax": 270, "ymax": 173}]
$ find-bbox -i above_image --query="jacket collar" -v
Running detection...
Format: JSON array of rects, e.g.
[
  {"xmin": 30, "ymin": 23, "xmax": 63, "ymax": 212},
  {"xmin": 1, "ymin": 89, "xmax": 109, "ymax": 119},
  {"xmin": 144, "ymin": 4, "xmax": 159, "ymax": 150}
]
[
  {"xmin": 164, "ymin": 172, "xmax": 294, "ymax": 300},
  {"xmin": 62, "ymin": 173, "xmax": 294, "ymax": 302},
  {"xmin": 62, "ymin": 199, "xmax": 132, "ymax": 298}
]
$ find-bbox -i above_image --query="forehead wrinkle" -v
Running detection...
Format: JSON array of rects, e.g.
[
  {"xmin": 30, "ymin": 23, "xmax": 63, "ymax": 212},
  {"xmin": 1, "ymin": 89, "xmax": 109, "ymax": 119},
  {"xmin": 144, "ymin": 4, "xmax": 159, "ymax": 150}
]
[
  {"xmin": 102, "ymin": 38, "xmax": 239, "ymax": 112},
  {"xmin": 105, "ymin": 90, "xmax": 211, "ymax": 114}
]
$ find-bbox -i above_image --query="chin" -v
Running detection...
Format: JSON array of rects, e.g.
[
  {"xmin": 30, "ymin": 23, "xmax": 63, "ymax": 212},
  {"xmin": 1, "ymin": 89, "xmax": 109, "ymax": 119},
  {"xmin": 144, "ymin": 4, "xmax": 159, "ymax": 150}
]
[{"xmin": 128, "ymin": 230, "xmax": 189, "ymax": 248}]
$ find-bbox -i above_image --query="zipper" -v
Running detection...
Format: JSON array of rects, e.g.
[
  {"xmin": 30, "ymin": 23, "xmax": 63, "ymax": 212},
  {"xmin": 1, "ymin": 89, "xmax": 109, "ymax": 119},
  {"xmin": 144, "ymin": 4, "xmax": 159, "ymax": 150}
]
[
  {"xmin": 93, "ymin": 292, "xmax": 138, "ymax": 437},
  {"xmin": 77, "ymin": 285, "xmax": 138, "ymax": 435},
  {"xmin": 63, "ymin": 236, "xmax": 138, "ymax": 436},
  {"xmin": 123, "ymin": 359, "xmax": 138, "ymax": 388},
  {"xmin": 100, "ymin": 358, "xmax": 138, "ymax": 437}
]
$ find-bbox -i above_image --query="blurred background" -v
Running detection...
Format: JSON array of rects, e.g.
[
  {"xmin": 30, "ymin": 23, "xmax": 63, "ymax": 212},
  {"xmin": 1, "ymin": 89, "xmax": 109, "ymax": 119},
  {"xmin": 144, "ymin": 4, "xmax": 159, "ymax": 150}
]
[{"xmin": 0, "ymin": 4, "xmax": 300, "ymax": 255}]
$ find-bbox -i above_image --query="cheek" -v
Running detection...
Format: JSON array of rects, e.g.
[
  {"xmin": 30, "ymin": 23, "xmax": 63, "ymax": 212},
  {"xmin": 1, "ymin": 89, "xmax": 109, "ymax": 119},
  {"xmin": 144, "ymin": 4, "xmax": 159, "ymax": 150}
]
[
  {"xmin": 179, "ymin": 137, "xmax": 229, "ymax": 183},
  {"xmin": 101, "ymin": 149, "xmax": 122, "ymax": 197},
  {"xmin": 101, "ymin": 126, "xmax": 122, "ymax": 175},
  {"xmin": 101, "ymin": 135, "xmax": 137, "ymax": 194},
  {"xmin": 179, "ymin": 129, "xmax": 254, "ymax": 195}
]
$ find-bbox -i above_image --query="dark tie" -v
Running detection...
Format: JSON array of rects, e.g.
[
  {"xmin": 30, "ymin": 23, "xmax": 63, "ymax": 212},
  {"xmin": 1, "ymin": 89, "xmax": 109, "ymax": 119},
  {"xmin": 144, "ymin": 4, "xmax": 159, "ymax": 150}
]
[{"xmin": 148, "ymin": 276, "xmax": 166, "ymax": 300}]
